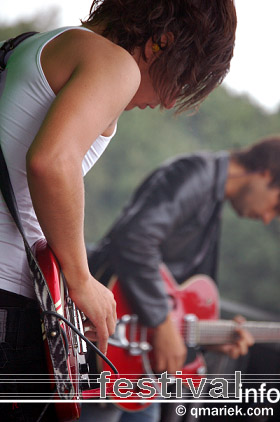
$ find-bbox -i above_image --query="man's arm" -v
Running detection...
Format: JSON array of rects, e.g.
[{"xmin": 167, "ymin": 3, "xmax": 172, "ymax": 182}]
[
  {"xmin": 108, "ymin": 159, "xmax": 205, "ymax": 371},
  {"xmin": 109, "ymin": 163, "xmax": 199, "ymax": 327},
  {"xmin": 109, "ymin": 156, "xmax": 210, "ymax": 324}
]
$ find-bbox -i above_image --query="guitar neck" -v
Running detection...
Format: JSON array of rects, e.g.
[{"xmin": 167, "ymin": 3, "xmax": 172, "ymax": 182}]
[{"xmin": 190, "ymin": 320, "xmax": 280, "ymax": 346}]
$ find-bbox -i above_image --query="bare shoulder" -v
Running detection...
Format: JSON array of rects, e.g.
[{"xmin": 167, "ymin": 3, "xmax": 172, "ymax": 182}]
[
  {"xmin": 80, "ymin": 29, "xmax": 141, "ymax": 93},
  {"xmin": 42, "ymin": 28, "xmax": 140, "ymax": 96},
  {"xmin": 38, "ymin": 29, "xmax": 140, "ymax": 153}
]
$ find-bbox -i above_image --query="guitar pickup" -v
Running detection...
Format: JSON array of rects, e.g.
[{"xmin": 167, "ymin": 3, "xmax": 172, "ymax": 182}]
[
  {"xmin": 184, "ymin": 314, "xmax": 198, "ymax": 347},
  {"xmin": 76, "ymin": 308, "xmax": 87, "ymax": 354},
  {"xmin": 66, "ymin": 297, "xmax": 87, "ymax": 355},
  {"xmin": 73, "ymin": 302, "xmax": 87, "ymax": 355}
]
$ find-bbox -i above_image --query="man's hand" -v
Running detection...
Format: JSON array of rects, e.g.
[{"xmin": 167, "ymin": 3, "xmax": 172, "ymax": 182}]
[
  {"xmin": 208, "ymin": 315, "xmax": 254, "ymax": 359},
  {"xmin": 152, "ymin": 313, "xmax": 187, "ymax": 374},
  {"xmin": 68, "ymin": 276, "xmax": 117, "ymax": 355}
]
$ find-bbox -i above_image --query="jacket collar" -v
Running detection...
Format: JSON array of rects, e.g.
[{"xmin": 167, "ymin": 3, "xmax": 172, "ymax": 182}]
[{"xmin": 214, "ymin": 151, "xmax": 229, "ymax": 202}]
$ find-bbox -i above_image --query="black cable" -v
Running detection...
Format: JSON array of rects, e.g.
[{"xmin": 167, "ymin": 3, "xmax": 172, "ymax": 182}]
[
  {"xmin": 60, "ymin": 326, "xmax": 69, "ymax": 356},
  {"xmin": 42, "ymin": 310, "xmax": 118, "ymax": 374}
]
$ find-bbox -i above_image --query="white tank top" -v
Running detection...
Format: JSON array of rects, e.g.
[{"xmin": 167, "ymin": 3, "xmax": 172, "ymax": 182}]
[{"xmin": 0, "ymin": 27, "xmax": 116, "ymax": 298}]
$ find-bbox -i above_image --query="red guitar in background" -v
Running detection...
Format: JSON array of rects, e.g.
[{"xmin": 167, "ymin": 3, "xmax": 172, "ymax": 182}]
[{"xmin": 101, "ymin": 265, "xmax": 280, "ymax": 411}]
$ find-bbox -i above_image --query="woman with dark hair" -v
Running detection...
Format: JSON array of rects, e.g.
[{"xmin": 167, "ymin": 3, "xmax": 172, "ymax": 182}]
[
  {"xmin": 82, "ymin": 0, "xmax": 237, "ymax": 112},
  {"xmin": 0, "ymin": 1, "xmax": 236, "ymax": 420}
]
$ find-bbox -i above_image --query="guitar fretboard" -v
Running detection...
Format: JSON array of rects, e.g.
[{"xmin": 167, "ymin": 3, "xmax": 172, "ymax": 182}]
[{"xmin": 186, "ymin": 320, "xmax": 280, "ymax": 345}]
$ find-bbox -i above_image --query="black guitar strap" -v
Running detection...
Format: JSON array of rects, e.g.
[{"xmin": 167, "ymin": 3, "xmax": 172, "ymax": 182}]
[
  {"xmin": 0, "ymin": 32, "xmax": 74, "ymax": 399},
  {"xmin": 0, "ymin": 32, "xmax": 38, "ymax": 69}
]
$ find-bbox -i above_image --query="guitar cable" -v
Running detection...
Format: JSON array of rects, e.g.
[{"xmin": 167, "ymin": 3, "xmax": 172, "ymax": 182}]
[
  {"xmin": 42, "ymin": 310, "xmax": 118, "ymax": 374},
  {"xmin": 35, "ymin": 310, "xmax": 119, "ymax": 422}
]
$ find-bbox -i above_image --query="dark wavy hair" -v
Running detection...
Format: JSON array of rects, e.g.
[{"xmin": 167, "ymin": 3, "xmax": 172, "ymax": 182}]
[
  {"xmin": 82, "ymin": 0, "xmax": 237, "ymax": 112},
  {"xmin": 231, "ymin": 136, "xmax": 280, "ymax": 187}
]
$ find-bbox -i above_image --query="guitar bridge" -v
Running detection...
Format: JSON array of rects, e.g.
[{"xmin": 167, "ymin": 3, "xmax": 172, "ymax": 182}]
[{"xmin": 109, "ymin": 314, "xmax": 152, "ymax": 356}]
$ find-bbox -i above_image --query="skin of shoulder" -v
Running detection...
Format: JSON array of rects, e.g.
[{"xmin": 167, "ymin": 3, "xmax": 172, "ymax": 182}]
[
  {"xmin": 42, "ymin": 27, "xmax": 141, "ymax": 95},
  {"xmin": 29, "ymin": 28, "xmax": 141, "ymax": 169},
  {"xmin": 41, "ymin": 28, "xmax": 141, "ymax": 137}
]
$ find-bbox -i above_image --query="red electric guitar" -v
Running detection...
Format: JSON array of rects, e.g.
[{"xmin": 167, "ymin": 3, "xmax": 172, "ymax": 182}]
[
  {"xmin": 101, "ymin": 265, "xmax": 280, "ymax": 411},
  {"xmin": 35, "ymin": 239, "xmax": 117, "ymax": 422},
  {"xmin": 35, "ymin": 239, "xmax": 88, "ymax": 421}
]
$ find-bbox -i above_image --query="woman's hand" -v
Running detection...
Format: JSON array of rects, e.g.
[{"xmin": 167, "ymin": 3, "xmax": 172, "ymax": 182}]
[{"xmin": 68, "ymin": 276, "xmax": 117, "ymax": 355}]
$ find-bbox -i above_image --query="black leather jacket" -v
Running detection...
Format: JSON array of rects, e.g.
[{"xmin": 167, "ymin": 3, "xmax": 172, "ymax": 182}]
[{"xmin": 88, "ymin": 151, "xmax": 229, "ymax": 327}]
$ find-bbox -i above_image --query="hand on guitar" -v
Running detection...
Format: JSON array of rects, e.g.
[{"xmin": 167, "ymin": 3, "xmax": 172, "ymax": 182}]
[
  {"xmin": 68, "ymin": 275, "xmax": 117, "ymax": 355},
  {"xmin": 152, "ymin": 312, "xmax": 187, "ymax": 374},
  {"xmin": 207, "ymin": 315, "xmax": 255, "ymax": 359}
]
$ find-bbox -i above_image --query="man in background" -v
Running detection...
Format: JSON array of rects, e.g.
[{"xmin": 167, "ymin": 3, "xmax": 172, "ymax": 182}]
[{"xmin": 82, "ymin": 135, "xmax": 280, "ymax": 421}]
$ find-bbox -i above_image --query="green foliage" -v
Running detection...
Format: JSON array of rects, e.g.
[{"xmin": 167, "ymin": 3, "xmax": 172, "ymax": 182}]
[
  {"xmin": 219, "ymin": 205, "xmax": 280, "ymax": 312},
  {"xmin": 0, "ymin": 10, "xmax": 60, "ymax": 40}
]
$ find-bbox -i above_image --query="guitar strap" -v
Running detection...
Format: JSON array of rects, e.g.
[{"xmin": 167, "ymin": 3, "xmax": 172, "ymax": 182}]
[{"xmin": 0, "ymin": 32, "xmax": 74, "ymax": 399}]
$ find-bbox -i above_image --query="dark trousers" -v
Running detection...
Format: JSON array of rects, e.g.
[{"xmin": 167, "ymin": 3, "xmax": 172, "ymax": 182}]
[{"xmin": 0, "ymin": 288, "xmax": 57, "ymax": 422}]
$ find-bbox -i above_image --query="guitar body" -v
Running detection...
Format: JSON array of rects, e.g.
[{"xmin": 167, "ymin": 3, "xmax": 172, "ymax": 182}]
[
  {"xmin": 35, "ymin": 239, "xmax": 82, "ymax": 422},
  {"xmin": 102, "ymin": 266, "xmax": 219, "ymax": 411}
]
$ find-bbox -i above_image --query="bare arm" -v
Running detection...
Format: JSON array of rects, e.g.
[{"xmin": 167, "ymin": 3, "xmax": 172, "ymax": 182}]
[{"xmin": 26, "ymin": 33, "xmax": 140, "ymax": 353}]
